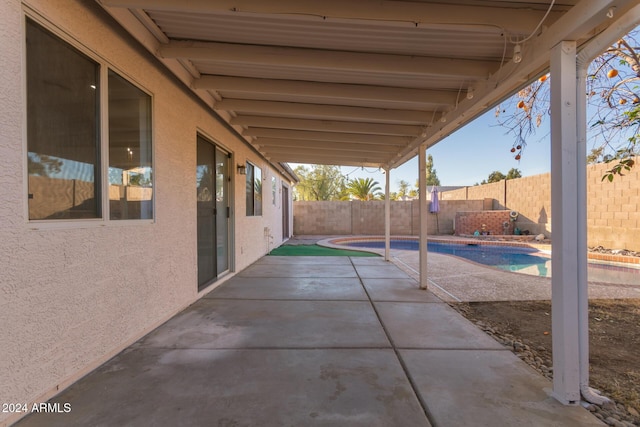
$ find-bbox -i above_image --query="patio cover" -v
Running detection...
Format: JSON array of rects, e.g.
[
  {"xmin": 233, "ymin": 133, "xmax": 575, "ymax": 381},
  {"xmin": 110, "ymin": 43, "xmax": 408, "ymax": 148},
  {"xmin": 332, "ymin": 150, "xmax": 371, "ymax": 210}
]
[
  {"xmin": 98, "ymin": 0, "xmax": 636, "ymax": 170},
  {"xmin": 97, "ymin": 0, "xmax": 639, "ymax": 407}
]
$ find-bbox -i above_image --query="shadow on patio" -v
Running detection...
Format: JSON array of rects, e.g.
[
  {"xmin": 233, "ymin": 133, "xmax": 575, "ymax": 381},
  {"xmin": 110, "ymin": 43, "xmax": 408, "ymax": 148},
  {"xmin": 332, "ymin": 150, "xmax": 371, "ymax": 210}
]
[{"xmin": 15, "ymin": 255, "xmax": 601, "ymax": 426}]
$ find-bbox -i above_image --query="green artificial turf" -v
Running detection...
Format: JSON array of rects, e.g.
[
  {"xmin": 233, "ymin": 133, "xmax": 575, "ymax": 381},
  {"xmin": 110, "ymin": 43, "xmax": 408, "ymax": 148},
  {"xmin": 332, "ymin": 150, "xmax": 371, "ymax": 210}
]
[{"xmin": 268, "ymin": 244, "xmax": 379, "ymax": 257}]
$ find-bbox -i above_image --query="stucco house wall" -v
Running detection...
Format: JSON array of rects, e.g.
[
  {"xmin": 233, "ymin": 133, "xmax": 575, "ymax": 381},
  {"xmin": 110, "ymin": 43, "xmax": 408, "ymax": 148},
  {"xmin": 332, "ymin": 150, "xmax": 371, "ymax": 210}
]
[{"xmin": 0, "ymin": 1, "xmax": 293, "ymax": 424}]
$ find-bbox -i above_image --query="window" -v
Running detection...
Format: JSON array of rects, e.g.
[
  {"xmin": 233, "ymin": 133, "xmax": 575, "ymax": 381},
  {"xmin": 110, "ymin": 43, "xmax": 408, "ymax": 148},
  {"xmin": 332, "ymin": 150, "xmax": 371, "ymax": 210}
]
[
  {"xmin": 272, "ymin": 176, "xmax": 277, "ymax": 206},
  {"xmin": 25, "ymin": 19, "xmax": 153, "ymax": 221},
  {"xmin": 108, "ymin": 70, "xmax": 153, "ymax": 220},
  {"xmin": 26, "ymin": 19, "xmax": 100, "ymax": 219},
  {"xmin": 245, "ymin": 162, "xmax": 262, "ymax": 216}
]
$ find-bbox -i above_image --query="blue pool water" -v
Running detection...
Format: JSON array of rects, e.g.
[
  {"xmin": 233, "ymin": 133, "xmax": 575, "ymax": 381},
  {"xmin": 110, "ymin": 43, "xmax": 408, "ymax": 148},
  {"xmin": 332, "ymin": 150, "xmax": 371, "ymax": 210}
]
[{"xmin": 344, "ymin": 240, "xmax": 640, "ymax": 285}]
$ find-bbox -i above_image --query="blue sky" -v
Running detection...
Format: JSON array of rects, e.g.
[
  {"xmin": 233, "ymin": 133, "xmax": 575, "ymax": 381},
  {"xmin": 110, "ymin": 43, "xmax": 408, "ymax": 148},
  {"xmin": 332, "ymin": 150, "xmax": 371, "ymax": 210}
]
[{"xmin": 295, "ymin": 107, "xmax": 552, "ymax": 193}]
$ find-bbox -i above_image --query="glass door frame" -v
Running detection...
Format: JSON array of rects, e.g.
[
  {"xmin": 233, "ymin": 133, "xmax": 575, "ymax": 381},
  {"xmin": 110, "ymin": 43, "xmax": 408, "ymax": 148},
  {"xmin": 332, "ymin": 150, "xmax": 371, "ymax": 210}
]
[{"xmin": 196, "ymin": 135, "xmax": 232, "ymax": 291}]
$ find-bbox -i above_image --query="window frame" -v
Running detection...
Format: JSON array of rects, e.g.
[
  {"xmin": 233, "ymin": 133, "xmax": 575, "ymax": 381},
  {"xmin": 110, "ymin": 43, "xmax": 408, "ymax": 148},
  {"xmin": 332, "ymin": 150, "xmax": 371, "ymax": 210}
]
[
  {"xmin": 107, "ymin": 69, "xmax": 154, "ymax": 221},
  {"xmin": 245, "ymin": 161, "xmax": 262, "ymax": 217},
  {"xmin": 272, "ymin": 176, "xmax": 277, "ymax": 206},
  {"xmin": 23, "ymin": 14, "xmax": 155, "ymax": 228}
]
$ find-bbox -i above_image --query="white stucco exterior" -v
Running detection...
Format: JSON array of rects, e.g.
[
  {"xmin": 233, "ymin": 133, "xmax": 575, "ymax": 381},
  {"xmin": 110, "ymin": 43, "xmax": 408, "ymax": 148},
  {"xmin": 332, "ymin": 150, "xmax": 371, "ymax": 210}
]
[{"xmin": 0, "ymin": 2, "xmax": 294, "ymax": 424}]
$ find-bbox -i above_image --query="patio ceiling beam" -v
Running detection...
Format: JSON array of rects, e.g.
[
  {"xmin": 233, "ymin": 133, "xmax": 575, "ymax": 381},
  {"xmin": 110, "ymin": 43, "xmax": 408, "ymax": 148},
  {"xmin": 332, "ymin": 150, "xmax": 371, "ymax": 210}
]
[
  {"xmin": 254, "ymin": 139, "xmax": 402, "ymax": 153},
  {"xmin": 100, "ymin": 0, "xmax": 561, "ymax": 35},
  {"xmin": 230, "ymin": 116, "xmax": 423, "ymax": 136},
  {"xmin": 261, "ymin": 146, "xmax": 394, "ymax": 158},
  {"xmin": 159, "ymin": 41, "xmax": 498, "ymax": 79},
  {"xmin": 244, "ymin": 129, "xmax": 411, "ymax": 146},
  {"xmin": 194, "ymin": 76, "xmax": 457, "ymax": 108},
  {"xmin": 266, "ymin": 152, "xmax": 387, "ymax": 167},
  {"xmin": 216, "ymin": 100, "xmax": 434, "ymax": 124}
]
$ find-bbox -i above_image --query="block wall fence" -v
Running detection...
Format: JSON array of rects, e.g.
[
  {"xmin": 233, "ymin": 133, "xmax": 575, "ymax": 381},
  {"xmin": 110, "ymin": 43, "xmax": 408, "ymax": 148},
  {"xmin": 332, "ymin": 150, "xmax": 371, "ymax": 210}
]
[
  {"xmin": 293, "ymin": 157, "xmax": 640, "ymax": 251},
  {"xmin": 293, "ymin": 199, "xmax": 483, "ymax": 236}
]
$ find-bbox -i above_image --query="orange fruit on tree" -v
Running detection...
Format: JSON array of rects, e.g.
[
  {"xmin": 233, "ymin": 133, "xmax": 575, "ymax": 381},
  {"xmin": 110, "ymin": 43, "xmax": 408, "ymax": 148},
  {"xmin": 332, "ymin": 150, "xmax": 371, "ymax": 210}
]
[
  {"xmin": 538, "ymin": 75, "xmax": 548, "ymax": 82},
  {"xmin": 607, "ymin": 68, "xmax": 619, "ymax": 78},
  {"xmin": 619, "ymin": 98, "xmax": 627, "ymax": 105},
  {"xmin": 517, "ymin": 100, "xmax": 525, "ymax": 109}
]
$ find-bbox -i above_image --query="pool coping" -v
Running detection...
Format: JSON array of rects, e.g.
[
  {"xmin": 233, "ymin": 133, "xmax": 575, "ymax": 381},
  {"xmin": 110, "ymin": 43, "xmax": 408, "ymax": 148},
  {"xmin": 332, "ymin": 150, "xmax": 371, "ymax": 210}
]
[{"xmin": 319, "ymin": 235, "xmax": 640, "ymax": 268}]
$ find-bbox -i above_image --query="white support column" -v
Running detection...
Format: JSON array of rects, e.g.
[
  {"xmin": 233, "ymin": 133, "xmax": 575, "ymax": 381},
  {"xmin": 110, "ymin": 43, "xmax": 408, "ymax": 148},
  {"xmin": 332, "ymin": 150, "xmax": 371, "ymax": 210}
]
[
  {"xmin": 550, "ymin": 40, "xmax": 580, "ymax": 405},
  {"xmin": 418, "ymin": 144, "xmax": 428, "ymax": 289},
  {"xmin": 576, "ymin": 60, "xmax": 590, "ymax": 400},
  {"xmin": 575, "ymin": 55, "xmax": 610, "ymax": 406},
  {"xmin": 385, "ymin": 168, "xmax": 391, "ymax": 261},
  {"xmin": 571, "ymin": 2, "xmax": 640, "ymax": 404}
]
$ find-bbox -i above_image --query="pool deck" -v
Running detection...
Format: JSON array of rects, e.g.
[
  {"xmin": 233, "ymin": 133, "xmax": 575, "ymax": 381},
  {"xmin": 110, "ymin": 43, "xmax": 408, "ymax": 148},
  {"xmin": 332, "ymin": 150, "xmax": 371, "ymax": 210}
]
[
  {"xmin": 14, "ymin": 252, "xmax": 603, "ymax": 427},
  {"xmin": 317, "ymin": 235, "xmax": 640, "ymax": 302}
]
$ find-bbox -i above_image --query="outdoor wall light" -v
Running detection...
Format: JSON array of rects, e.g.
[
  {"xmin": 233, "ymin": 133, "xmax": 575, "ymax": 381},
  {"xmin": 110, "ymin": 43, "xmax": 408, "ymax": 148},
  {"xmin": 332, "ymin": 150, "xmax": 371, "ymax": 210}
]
[
  {"xmin": 513, "ymin": 44, "xmax": 522, "ymax": 64},
  {"xmin": 237, "ymin": 164, "xmax": 247, "ymax": 175}
]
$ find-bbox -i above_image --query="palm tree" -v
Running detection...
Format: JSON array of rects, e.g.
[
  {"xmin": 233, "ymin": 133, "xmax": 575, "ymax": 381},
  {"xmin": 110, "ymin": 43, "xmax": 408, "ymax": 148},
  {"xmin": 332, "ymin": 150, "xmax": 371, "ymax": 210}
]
[{"xmin": 346, "ymin": 177, "xmax": 382, "ymax": 201}]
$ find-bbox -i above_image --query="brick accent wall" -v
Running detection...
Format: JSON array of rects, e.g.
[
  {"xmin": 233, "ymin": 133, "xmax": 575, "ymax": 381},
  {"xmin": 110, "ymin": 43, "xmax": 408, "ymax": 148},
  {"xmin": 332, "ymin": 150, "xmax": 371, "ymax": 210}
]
[{"xmin": 454, "ymin": 210, "xmax": 513, "ymax": 236}]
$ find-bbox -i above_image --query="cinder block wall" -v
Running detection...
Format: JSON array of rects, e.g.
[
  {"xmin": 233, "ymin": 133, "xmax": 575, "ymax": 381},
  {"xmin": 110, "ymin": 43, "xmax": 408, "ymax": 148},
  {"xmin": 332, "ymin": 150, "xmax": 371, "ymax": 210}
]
[
  {"xmin": 293, "ymin": 160, "xmax": 639, "ymax": 250},
  {"xmin": 438, "ymin": 159, "xmax": 640, "ymax": 251},
  {"xmin": 586, "ymin": 159, "xmax": 640, "ymax": 250},
  {"xmin": 505, "ymin": 174, "xmax": 552, "ymax": 236},
  {"xmin": 441, "ymin": 187, "xmax": 467, "ymax": 200},
  {"xmin": 467, "ymin": 181, "xmax": 506, "ymax": 209},
  {"xmin": 293, "ymin": 199, "xmax": 483, "ymax": 236},
  {"xmin": 293, "ymin": 201, "xmax": 352, "ymax": 235}
]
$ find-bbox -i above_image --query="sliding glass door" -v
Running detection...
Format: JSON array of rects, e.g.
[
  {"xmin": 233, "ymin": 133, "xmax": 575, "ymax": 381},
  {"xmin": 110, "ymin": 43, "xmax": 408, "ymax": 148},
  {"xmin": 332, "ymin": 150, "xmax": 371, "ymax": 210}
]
[{"xmin": 197, "ymin": 136, "xmax": 230, "ymax": 289}]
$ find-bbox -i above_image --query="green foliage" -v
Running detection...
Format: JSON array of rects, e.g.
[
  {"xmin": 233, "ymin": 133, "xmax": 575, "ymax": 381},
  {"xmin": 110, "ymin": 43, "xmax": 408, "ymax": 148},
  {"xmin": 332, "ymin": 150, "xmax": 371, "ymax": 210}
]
[
  {"xmin": 129, "ymin": 173, "xmax": 152, "ymax": 187},
  {"xmin": 381, "ymin": 192, "xmax": 399, "ymax": 201},
  {"xmin": 484, "ymin": 168, "xmax": 521, "ymax": 183},
  {"xmin": 346, "ymin": 177, "xmax": 382, "ymax": 201},
  {"xmin": 27, "ymin": 153, "xmax": 62, "ymax": 177},
  {"xmin": 414, "ymin": 154, "xmax": 441, "ymax": 190},
  {"xmin": 505, "ymin": 168, "xmax": 522, "ymax": 180},
  {"xmin": 487, "ymin": 171, "xmax": 506, "ymax": 183},
  {"xmin": 603, "ymin": 156, "xmax": 636, "ymax": 182},
  {"xmin": 293, "ymin": 165, "xmax": 347, "ymax": 201},
  {"xmin": 397, "ymin": 180, "xmax": 410, "ymax": 199},
  {"xmin": 602, "ymin": 105, "xmax": 640, "ymax": 181},
  {"xmin": 425, "ymin": 154, "xmax": 441, "ymax": 186}
]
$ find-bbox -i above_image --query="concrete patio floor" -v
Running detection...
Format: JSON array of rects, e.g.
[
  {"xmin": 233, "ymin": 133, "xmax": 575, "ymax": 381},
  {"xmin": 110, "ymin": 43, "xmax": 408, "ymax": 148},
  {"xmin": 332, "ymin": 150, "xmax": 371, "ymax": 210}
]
[{"xmin": 15, "ymin": 256, "xmax": 602, "ymax": 426}]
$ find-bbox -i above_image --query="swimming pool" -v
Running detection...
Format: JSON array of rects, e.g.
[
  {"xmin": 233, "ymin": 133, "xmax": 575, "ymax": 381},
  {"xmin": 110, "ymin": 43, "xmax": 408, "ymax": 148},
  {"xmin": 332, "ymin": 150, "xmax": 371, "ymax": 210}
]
[{"xmin": 342, "ymin": 239, "xmax": 640, "ymax": 285}]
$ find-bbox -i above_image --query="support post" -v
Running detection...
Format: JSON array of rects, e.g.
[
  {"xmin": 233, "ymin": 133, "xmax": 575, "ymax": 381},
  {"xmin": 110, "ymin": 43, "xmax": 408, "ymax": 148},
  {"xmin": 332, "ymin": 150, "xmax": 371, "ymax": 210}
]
[
  {"xmin": 550, "ymin": 40, "xmax": 580, "ymax": 405},
  {"xmin": 570, "ymin": 2, "xmax": 640, "ymax": 403},
  {"xmin": 385, "ymin": 168, "xmax": 391, "ymax": 261},
  {"xmin": 418, "ymin": 144, "xmax": 428, "ymax": 289},
  {"xmin": 576, "ymin": 61, "xmax": 591, "ymax": 401}
]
